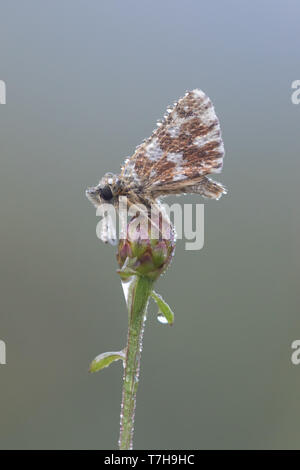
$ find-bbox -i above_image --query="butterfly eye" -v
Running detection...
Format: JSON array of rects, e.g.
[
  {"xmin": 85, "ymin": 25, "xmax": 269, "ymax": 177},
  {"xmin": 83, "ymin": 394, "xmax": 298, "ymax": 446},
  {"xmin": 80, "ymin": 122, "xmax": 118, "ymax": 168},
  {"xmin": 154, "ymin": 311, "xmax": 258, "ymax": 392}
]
[{"xmin": 100, "ymin": 185, "xmax": 113, "ymax": 201}]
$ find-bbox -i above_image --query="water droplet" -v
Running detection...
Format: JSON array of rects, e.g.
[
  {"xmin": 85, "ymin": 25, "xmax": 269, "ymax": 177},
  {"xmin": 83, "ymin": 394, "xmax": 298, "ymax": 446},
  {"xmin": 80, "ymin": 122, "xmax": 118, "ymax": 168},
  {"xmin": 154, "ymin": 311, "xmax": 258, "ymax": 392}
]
[
  {"xmin": 121, "ymin": 277, "xmax": 135, "ymax": 307},
  {"xmin": 157, "ymin": 312, "xmax": 168, "ymax": 324}
]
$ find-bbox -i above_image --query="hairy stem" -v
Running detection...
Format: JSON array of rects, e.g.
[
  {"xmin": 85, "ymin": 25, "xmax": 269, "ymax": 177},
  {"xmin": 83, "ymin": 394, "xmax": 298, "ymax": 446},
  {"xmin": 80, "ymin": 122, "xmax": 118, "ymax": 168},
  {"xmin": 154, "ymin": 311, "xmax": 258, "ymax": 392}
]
[{"xmin": 119, "ymin": 275, "xmax": 153, "ymax": 450}]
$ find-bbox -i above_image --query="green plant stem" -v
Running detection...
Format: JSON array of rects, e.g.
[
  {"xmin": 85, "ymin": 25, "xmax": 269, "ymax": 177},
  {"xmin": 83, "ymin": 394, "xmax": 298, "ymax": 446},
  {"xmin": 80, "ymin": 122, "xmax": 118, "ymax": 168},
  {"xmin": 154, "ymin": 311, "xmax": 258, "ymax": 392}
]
[{"xmin": 118, "ymin": 275, "xmax": 153, "ymax": 450}]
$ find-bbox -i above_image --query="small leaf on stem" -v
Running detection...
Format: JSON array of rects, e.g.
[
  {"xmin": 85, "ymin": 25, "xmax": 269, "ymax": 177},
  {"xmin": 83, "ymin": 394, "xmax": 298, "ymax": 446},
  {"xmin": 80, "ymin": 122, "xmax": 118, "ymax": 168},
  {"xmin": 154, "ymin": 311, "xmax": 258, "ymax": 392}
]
[
  {"xmin": 151, "ymin": 291, "xmax": 174, "ymax": 325},
  {"xmin": 89, "ymin": 350, "xmax": 125, "ymax": 373}
]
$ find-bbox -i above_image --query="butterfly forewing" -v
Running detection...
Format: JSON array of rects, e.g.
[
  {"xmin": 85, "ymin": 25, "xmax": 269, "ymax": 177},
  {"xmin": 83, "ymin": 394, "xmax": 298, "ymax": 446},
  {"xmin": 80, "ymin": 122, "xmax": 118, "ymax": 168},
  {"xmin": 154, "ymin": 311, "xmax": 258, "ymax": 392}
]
[{"xmin": 121, "ymin": 89, "xmax": 224, "ymax": 192}]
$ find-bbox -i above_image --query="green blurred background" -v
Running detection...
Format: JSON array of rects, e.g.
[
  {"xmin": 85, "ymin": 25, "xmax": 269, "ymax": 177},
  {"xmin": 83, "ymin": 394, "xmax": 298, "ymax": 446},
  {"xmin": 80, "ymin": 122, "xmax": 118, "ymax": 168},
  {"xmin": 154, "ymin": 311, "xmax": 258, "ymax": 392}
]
[{"xmin": 0, "ymin": 0, "xmax": 299, "ymax": 449}]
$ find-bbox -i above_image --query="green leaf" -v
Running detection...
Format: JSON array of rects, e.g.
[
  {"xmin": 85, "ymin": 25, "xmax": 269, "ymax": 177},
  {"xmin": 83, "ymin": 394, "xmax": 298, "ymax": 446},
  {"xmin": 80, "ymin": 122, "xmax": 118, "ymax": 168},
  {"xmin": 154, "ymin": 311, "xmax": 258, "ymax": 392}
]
[
  {"xmin": 151, "ymin": 291, "xmax": 174, "ymax": 325},
  {"xmin": 89, "ymin": 350, "xmax": 125, "ymax": 373}
]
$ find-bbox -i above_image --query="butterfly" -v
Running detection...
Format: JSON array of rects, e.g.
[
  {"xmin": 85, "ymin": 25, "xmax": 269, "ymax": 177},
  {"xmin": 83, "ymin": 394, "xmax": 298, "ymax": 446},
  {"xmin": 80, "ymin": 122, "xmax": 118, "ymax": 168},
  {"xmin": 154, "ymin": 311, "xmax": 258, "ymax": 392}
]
[{"xmin": 86, "ymin": 89, "xmax": 226, "ymax": 242}]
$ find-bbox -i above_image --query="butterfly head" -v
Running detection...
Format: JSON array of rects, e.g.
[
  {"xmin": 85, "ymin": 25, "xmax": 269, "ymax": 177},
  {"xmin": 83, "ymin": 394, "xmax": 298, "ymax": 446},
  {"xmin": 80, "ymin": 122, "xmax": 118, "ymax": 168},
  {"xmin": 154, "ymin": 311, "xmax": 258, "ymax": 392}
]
[{"xmin": 86, "ymin": 173, "xmax": 121, "ymax": 208}]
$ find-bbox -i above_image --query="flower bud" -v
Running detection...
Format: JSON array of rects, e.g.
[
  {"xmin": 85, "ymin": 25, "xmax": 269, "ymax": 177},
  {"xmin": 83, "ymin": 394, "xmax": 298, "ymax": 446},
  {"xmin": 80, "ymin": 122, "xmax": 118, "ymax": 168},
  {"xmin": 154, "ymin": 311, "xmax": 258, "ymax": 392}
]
[{"xmin": 117, "ymin": 212, "xmax": 175, "ymax": 282}]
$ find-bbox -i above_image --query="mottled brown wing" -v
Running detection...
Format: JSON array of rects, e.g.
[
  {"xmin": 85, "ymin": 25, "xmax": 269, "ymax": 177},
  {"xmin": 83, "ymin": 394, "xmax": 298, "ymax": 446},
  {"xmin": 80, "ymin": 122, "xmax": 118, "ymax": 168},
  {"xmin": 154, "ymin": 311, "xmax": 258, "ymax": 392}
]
[{"xmin": 120, "ymin": 89, "xmax": 224, "ymax": 190}]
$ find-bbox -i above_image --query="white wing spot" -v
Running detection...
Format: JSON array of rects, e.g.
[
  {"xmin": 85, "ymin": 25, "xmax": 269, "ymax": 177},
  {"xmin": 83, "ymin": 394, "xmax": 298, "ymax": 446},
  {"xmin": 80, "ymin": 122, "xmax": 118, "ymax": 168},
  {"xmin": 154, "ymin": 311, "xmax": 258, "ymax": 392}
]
[
  {"xmin": 173, "ymin": 171, "xmax": 187, "ymax": 181},
  {"xmin": 123, "ymin": 161, "xmax": 141, "ymax": 183},
  {"xmin": 192, "ymin": 89, "xmax": 206, "ymax": 100},
  {"xmin": 145, "ymin": 137, "xmax": 163, "ymax": 161},
  {"xmin": 209, "ymin": 157, "xmax": 224, "ymax": 174},
  {"xmin": 193, "ymin": 127, "xmax": 221, "ymax": 148},
  {"xmin": 166, "ymin": 152, "xmax": 183, "ymax": 164},
  {"xmin": 168, "ymin": 125, "xmax": 181, "ymax": 138},
  {"xmin": 197, "ymin": 105, "xmax": 216, "ymax": 126}
]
